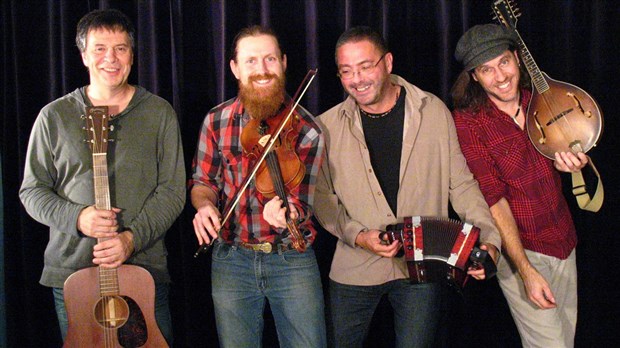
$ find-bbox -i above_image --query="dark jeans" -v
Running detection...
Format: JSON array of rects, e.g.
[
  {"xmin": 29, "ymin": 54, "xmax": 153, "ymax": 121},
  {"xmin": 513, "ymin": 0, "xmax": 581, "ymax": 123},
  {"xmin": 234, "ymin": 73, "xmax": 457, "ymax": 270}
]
[
  {"xmin": 329, "ymin": 279, "xmax": 442, "ymax": 348},
  {"xmin": 53, "ymin": 282, "xmax": 173, "ymax": 346}
]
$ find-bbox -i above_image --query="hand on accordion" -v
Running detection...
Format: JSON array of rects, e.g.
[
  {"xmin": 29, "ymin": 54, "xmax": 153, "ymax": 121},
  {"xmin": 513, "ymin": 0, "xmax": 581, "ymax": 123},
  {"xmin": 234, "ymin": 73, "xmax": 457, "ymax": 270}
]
[{"xmin": 355, "ymin": 229, "xmax": 401, "ymax": 258}]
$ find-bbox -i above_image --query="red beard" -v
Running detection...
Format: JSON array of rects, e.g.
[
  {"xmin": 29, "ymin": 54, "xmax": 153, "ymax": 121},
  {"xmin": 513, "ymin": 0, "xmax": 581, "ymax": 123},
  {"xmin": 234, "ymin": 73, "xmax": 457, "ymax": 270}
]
[{"xmin": 238, "ymin": 73, "xmax": 286, "ymax": 121}]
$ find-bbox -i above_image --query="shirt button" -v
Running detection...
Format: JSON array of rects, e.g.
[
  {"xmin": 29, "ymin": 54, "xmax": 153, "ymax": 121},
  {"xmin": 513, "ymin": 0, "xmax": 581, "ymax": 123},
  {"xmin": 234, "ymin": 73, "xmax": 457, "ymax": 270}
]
[{"xmin": 377, "ymin": 192, "xmax": 382, "ymax": 196}]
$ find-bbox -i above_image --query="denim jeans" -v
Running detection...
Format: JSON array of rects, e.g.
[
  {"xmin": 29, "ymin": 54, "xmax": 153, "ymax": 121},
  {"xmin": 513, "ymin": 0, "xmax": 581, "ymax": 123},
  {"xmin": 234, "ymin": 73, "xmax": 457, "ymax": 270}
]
[
  {"xmin": 329, "ymin": 279, "xmax": 442, "ymax": 348},
  {"xmin": 211, "ymin": 242, "xmax": 327, "ymax": 348},
  {"xmin": 53, "ymin": 282, "xmax": 173, "ymax": 346}
]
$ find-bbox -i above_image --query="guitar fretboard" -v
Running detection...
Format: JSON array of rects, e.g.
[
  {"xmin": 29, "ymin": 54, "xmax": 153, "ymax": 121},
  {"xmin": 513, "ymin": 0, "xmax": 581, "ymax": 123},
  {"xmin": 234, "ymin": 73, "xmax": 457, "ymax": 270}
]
[{"xmin": 92, "ymin": 152, "xmax": 120, "ymax": 297}]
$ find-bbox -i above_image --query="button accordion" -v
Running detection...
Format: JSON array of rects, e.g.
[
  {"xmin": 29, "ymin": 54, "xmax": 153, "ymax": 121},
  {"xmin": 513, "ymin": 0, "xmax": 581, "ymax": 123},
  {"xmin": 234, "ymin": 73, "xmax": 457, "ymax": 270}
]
[{"xmin": 381, "ymin": 216, "xmax": 496, "ymax": 290}]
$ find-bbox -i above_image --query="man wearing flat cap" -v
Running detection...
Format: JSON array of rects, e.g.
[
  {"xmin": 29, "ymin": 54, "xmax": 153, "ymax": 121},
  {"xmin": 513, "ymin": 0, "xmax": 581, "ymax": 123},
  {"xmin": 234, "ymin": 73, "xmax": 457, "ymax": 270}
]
[{"xmin": 450, "ymin": 24, "xmax": 587, "ymax": 347}]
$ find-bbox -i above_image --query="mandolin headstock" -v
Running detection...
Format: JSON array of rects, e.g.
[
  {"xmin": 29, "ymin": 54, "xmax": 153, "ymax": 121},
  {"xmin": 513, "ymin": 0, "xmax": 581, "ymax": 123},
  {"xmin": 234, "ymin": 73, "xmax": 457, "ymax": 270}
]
[{"xmin": 492, "ymin": 0, "xmax": 521, "ymax": 31}]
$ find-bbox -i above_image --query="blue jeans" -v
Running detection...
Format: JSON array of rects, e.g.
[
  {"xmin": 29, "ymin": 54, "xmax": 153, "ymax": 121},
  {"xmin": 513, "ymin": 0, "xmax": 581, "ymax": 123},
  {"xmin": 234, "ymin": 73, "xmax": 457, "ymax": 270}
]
[
  {"xmin": 53, "ymin": 282, "xmax": 173, "ymax": 346},
  {"xmin": 329, "ymin": 279, "xmax": 442, "ymax": 348},
  {"xmin": 211, "ymin": 242, "xmax": 327, "ymax": 348}
]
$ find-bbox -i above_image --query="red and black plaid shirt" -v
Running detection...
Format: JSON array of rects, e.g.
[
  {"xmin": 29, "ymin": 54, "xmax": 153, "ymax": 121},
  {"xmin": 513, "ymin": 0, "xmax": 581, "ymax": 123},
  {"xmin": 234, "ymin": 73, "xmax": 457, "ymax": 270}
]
[
  {"xmin": 190, "ymin": 97, "xmax": 325, "ymax": 245},
  {"xmin": 453, "ymin": 89, "xmax": 576, "ymax": 259}
]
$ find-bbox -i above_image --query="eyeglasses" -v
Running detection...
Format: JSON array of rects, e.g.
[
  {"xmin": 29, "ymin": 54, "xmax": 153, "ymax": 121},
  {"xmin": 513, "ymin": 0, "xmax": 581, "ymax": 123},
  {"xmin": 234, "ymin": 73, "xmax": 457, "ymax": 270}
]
[{"xmin": 337, "ymin": 53, "xmax": 387, "ymax": 80}]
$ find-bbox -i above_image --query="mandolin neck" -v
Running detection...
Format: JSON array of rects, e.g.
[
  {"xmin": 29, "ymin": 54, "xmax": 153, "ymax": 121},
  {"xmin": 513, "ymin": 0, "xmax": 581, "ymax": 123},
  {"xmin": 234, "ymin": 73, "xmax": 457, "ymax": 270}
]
[{"xmin": 513, "ymin": 30, "xmax": 549, "ymax": 93}]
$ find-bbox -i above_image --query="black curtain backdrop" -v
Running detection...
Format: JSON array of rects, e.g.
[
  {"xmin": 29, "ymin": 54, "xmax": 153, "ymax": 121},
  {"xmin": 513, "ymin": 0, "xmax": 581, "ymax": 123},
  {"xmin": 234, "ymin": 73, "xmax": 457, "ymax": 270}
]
[{"xmin": 2, "ymin": 1, "xmax": 619, "ymax": 347}]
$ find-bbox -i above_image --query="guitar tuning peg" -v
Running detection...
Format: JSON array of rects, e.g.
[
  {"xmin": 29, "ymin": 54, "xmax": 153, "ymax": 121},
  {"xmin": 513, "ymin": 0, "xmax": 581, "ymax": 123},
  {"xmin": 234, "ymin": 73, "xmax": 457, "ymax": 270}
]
[
  {"xmin": 108, "ymin": 139, "xmax": 115, "ymax": 143},
  {"xmin": 109, "ymin": 125, "xmax": 115, "ymax": 131},
  {"xmin": 80, "ymin": 114, "xmax": 85, "ymax": 119}
]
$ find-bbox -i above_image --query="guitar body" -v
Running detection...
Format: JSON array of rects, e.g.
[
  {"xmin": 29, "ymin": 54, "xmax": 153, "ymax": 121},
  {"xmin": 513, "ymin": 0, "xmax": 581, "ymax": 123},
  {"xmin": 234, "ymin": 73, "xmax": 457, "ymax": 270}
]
[
  {"xmin": 63, "ymin": 264, "xmax": 168, "ymax": 348},
  {"xmin": 526, "ymin": 72, "xmax": 603, "ymax": 159}
]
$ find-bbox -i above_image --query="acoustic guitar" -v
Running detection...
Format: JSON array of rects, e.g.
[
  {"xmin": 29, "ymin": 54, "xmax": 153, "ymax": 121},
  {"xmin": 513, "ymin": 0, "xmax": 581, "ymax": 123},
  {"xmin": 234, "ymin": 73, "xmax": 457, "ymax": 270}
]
[
  {"xmin": 63, "ymin": 106, "xmax": 168, "ymax": 347},
  {"xmin": 492, "ymin": 0, "xmax": 603, "ymax": 159}
]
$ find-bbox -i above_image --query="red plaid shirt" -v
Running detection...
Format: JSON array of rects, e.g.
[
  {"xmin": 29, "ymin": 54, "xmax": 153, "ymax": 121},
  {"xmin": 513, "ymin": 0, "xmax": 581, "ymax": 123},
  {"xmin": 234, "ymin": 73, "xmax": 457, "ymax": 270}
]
[
  {"xmin": 453, "ymin": 89, "xmax": 576, "ymax": 259},
  {"xmin": 190, "ymin": 97, "xmax": 325, "ymax": 244}
]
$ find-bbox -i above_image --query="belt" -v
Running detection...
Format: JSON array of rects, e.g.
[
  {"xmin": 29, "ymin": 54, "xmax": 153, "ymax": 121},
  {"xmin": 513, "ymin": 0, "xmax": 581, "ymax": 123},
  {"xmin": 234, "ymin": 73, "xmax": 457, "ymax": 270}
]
[{"xmin": 237, "ymin": 241, "xmax": 295, "ymax": 254}]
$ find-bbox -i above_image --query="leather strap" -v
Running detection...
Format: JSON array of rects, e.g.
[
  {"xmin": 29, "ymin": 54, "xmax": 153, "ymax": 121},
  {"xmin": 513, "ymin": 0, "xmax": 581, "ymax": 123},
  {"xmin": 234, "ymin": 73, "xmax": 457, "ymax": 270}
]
[{"xmin": 571, "ymin": 155, "xmax": 604, "ymax": 212}]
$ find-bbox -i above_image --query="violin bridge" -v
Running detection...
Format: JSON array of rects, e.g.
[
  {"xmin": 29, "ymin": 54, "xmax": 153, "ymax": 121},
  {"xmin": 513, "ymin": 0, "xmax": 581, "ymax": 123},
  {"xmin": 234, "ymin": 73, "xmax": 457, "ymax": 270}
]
[{"xmin": 258, "ymin": 134, "xmax": 271, "ymax": 147}]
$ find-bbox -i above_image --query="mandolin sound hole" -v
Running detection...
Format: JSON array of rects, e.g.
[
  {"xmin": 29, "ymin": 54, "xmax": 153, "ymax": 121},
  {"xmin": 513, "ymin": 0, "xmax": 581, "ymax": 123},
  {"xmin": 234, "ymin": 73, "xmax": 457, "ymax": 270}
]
[{"xmin": 94, "ymin": 295, "xmax": 130, "ymax": 329}]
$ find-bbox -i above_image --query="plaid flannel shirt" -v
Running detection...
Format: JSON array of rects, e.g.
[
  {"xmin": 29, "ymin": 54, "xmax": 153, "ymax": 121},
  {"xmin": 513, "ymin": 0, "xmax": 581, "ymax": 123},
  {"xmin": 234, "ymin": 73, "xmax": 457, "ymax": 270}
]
[
  {"xmin": 190, "ymin": 97, "xmax": 324, "ymax": 245},
  {"xmin": 453, "ymin": 89, "xmax": 576, "ymax": 259}
]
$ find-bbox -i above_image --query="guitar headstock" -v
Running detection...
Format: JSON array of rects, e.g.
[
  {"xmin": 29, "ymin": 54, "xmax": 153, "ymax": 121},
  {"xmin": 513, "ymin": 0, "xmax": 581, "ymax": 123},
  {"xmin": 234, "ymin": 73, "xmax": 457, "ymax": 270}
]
[
  {"xmin": 84, "ymin": 106, "xmax": 111, "ymax": 154},
  {"xmin": 492, "ymin": 0, "xmax": 521, "ymax": 31}
]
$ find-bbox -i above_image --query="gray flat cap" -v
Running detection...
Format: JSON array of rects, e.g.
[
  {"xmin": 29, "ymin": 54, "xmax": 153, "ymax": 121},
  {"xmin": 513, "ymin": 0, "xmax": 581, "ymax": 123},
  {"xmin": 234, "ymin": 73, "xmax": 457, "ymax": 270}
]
[{"xmin": 455, "ymin": 24, "xmax": 517, "ymax": 71}]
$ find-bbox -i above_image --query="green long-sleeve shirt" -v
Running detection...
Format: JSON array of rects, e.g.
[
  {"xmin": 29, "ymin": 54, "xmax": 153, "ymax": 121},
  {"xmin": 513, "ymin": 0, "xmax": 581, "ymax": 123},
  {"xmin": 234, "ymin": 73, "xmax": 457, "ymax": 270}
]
[{"xmin": 20, "ymin": 86, "xmax": 185, "ymax": 288}]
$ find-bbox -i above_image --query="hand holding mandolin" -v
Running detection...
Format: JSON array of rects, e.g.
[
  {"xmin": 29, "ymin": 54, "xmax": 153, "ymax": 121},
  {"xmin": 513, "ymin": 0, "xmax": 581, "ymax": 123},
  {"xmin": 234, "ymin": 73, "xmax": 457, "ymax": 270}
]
[{"xmin": 553, "ymin": 151, "xmax": 588, "ymax": 173}]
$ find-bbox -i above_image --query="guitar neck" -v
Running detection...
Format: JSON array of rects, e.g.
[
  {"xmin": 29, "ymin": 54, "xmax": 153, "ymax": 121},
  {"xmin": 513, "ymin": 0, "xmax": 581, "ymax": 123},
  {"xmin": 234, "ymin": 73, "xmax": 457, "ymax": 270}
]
[
  {"xmin": 92, "ymin": 153, "xmax": 112, "ymax": 211},
  {"xmin": 92, "ymin": 152, "xmax": 121, "ymax": 296}
]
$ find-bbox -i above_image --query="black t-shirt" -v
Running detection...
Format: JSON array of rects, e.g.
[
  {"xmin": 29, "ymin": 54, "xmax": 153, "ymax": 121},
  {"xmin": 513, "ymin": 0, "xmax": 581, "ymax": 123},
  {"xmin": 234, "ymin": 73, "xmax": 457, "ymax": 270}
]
[{"xmin": 360, "ymin": 87, "xmax": 406, "ymax": 215}]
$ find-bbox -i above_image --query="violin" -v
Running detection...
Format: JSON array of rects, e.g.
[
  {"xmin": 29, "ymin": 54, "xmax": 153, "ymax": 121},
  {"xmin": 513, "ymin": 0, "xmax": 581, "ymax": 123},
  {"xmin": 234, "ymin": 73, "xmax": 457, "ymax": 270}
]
[
  {"xmin": 241, "ymin": 106, "xmax": 305, "ymax": 198},
  {"xmin": 194, "ymin": 69, "xmax": 318, "ymax": 257},
  {"xmin": 240, "ymin": 103, "xmax": 307, "ymax": 252}
]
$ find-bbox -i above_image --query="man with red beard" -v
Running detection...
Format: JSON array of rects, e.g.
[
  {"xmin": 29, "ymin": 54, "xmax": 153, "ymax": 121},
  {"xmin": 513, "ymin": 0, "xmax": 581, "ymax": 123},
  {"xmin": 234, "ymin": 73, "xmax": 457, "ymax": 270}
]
[{"xmin": 190, "ymin": 25, "xmax": 326, "ymax": 347}]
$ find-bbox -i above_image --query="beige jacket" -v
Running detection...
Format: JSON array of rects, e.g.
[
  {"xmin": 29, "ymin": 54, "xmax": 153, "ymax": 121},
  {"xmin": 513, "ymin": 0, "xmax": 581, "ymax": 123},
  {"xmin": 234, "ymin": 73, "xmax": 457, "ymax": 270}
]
[{"xmin": 315, "ymin": 75, "xmax": 501, "ymax": 286}]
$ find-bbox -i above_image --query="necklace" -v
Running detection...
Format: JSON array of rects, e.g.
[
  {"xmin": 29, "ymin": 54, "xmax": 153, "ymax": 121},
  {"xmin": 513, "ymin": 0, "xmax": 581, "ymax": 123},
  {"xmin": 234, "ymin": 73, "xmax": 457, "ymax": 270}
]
[
  {"xmin": 510, "ymin": 92, "xmax": 522, "ymax": 126},
  {"xmin": 511, "ymin": 105, "xmax": 521, "ymax": 126},
  {"xmin": 359, "ymin": 86, "xmax": 400, "ymax": 119}
]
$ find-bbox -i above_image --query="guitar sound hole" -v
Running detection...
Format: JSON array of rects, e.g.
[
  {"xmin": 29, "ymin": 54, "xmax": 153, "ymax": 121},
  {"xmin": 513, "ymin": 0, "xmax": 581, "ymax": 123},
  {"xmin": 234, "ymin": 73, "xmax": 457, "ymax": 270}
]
[
  {"xmin": 94, "ymin": 295, "xmax": 130, "ymax": 329},
  {"xmin": 93, "ymin": 295, "xmax": 150, "ymax": 347}
]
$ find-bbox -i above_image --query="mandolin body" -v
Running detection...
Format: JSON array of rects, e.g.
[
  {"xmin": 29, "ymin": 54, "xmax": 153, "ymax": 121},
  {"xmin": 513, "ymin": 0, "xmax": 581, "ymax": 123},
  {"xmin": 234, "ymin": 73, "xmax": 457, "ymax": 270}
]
[{"xmin": 526, "ymin": 72, "xmax": 603, "ymax": 159}]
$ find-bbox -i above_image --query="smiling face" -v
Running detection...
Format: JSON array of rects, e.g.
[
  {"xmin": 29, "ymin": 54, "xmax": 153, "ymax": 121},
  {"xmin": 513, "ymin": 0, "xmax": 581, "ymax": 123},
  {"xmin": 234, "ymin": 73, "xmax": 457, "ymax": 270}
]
[
  {"xmin": 230, "ymin": 34, "xmax": 287, "ymax": 120},
  {"xmin": 472, "ymin": 50, "xmax": 521, "ymax": 109},
  {"xmin": 336, "ymin": 40, "xmax": 393, "ymax": 109},
  {"xmin": 81, "ymin": 28, "xmax": 133, "ymax": 92}
]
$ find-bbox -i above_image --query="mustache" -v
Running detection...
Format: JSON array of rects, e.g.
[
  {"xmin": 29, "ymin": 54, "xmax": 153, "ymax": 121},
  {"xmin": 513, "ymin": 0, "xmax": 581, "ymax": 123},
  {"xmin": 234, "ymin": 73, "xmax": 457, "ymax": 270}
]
[{"xmin": 248, "ymin": 73, "xmax": 278, "ymax": 82}]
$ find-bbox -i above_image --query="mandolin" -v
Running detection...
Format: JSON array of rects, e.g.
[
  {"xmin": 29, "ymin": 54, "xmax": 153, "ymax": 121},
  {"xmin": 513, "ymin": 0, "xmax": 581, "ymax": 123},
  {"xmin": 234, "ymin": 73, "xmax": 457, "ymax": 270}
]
[
  {"xmin": 492, "ymin": 0, "xmax": 603, "ymax": 159},
  {"xmin": 63, "ymin": 106, "xmax": 168, "ymax": 347}
]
